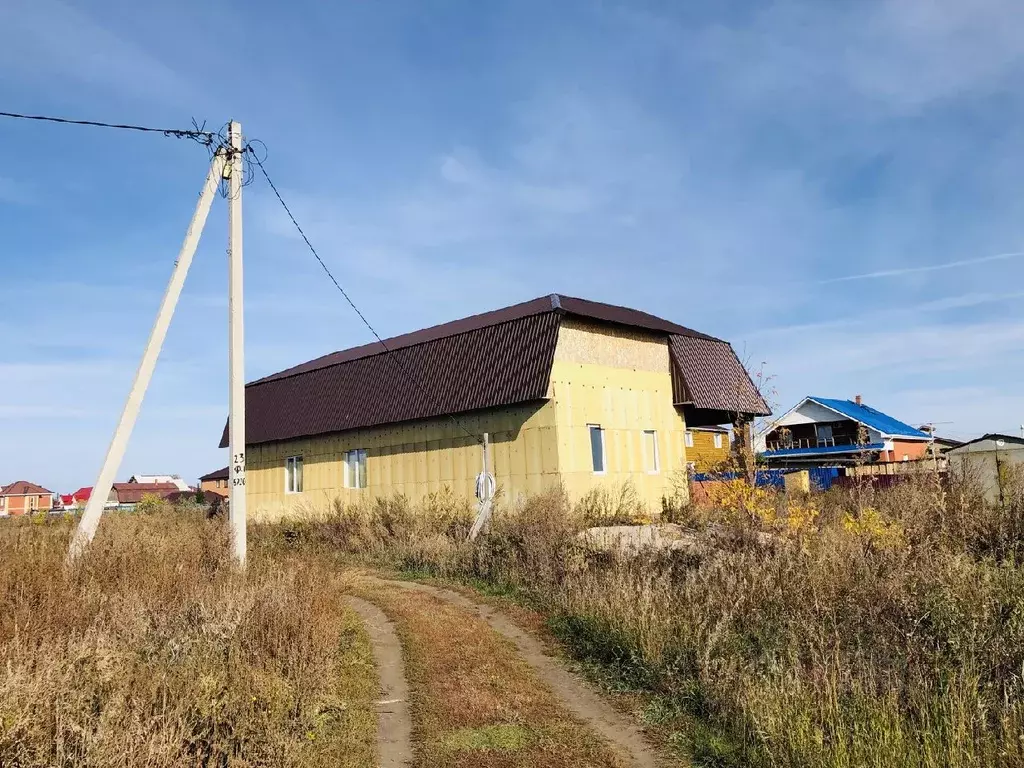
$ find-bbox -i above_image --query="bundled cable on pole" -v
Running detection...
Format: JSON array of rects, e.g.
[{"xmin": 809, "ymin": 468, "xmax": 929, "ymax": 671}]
[{"xmin": 0, "ymin": 110, "xmax": 218, "ymax": 146}]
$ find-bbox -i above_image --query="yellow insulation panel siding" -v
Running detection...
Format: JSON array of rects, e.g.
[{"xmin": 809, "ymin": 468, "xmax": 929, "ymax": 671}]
[
  {"xmin": 244, "ymin": 401, "xmax": 558, "ymax": 521},
  {"xmin": 549, "ymin": 360, "xmax": 687, "ymax": 511},
  {"xmin": 550, "ymin": 317, "xmax": 688, "ymax": 511}
]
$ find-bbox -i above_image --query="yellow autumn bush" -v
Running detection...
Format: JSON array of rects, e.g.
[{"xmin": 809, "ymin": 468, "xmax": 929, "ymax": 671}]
[
  {"xmin": 704, "ymin": 479, "xmax": 819, "ymax": 534},
  {"xmin": 842, "ymin": 506, "xmax": 906, "ymax": 550}
]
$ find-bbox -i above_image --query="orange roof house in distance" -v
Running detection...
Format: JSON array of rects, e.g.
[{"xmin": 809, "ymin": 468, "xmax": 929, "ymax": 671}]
[
  {"xmin": 0, "ymin": 481, "xmax": 53, "ymax": 516},
  {"xmin": 199, "ymin": 467, "xmax": 230, "ymax": 498}
]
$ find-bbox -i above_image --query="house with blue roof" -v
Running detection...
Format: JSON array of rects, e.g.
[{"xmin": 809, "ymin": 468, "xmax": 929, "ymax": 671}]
[{"xmin": 757, "ymin": 395, "xmax": 932, "ymax": 467}]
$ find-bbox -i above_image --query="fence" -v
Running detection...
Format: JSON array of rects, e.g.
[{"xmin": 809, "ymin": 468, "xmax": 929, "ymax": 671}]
[{"xmin": 691, "ymin": 466, "xmax": 843, "ymax": 494}]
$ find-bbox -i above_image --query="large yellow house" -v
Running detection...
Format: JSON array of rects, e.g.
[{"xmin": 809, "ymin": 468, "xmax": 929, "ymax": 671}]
[{"xmin": 222, "ymin": 295, "xmax": 768, "ymax": 520}]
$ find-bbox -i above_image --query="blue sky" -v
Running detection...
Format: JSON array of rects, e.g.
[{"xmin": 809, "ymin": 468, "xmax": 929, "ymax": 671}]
[{"xmin": 3, "ymin": 0, "xmax": 1024, "ymax": 492}]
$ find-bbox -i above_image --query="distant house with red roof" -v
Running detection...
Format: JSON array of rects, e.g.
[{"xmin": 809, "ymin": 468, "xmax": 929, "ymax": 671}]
[
  {"xmin": 59, "ymin": 486, "xmax": 117, "ymax": 511},
  {"xmin": 0, "ymin": 481, "xmax": 53, "ymax": 516}
]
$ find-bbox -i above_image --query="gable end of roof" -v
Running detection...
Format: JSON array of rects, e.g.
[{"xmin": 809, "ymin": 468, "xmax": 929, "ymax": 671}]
[{"xmin": 806, "ymin": 397, "xmax": 929, "ymax": 439}]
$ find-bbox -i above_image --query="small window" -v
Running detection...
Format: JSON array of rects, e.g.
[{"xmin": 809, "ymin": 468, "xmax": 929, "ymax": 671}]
[
  {"xmin": 643, "ymin": 430, "xmax": 659, "ymax": 474},
  {"xmin": 344, "ymin": 449, "xmax": 368, "ymax": 489},
  {"xmin": 285, "ymin": 455, "xmax": 303, "ymax": 494},
  {"xmin": 588, "ymin": 425, "xmax": 606, "ymax": 474},
  {"xmin": 685, "ymin": 430, "xmax": 694, "ymax": 448},
  {"xmin": 902, "ymin": 454, "xmax": 909, "ymax": 462},
  {"xmin": 713, "ymin": 433, "xmax": 723, "ymax": 449}
]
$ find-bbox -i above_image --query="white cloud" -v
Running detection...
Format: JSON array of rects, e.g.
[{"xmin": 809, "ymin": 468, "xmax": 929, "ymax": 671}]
[
  {"xmin": 820, "ymin": 251, "xmax": 1024, "ymax": 283},
  {"xmin": 742, "ymin": 315, "xmax": 1024, "ymax": 439}
]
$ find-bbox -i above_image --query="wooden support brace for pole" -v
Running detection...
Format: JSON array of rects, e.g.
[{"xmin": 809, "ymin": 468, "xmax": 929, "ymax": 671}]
[{"xmin": 68, "ymin": 151, "xmax": 227, "ymax": 562}]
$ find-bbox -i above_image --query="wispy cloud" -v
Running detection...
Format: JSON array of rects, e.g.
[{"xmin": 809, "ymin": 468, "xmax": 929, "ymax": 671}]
[
  {"xmin": 0, "ymin": 0, "xmax": 199, "ymax": 106},
  {"xmin": 5, "ymin": 0, "xmax": 1024, "ymax": 488},
  {"xmin": 819, "ymin": 251, "xmax": 1024, "ymax": 284}
]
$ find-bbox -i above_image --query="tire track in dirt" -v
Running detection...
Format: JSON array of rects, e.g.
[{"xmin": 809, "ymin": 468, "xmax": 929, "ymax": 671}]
[
  {"xmin": 366, "ymin": 578, "xmax": 663, "ymax": 768},
  {"xmin": 346, "ymin": 596, "xmax": 414, "ymax": 767}
]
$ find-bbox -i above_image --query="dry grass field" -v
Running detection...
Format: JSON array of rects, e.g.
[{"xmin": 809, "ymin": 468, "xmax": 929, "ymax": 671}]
[
  {"xmin": 4, "ymin": 470, "xmax": 1023, "ymax": 768},
  {"xmin": 273, "ymin": 475, "xmax": 1024, "ymax": 768},
  {"xmin": 0, "ymin": 513, "xmax": 377, "ymax": 768}
]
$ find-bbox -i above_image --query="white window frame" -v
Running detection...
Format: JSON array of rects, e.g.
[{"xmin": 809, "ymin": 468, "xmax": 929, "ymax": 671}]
[
  {"xmin": 643, "ymin": 430, "xmax": 660, "ymax": 474},
  {"xmin": 587, "ymin": 424, "xmax": 607, "ymax": 475},
  {"xmin": 713, "ymin": 432, "xmax": 723, "ymax": 449},
  {"xmin": 285, "ymin": 455, "xmax": 303, "ymax": 494},
  {"xmin": 344, "ymin": 449, "xmax": 368, "ymax": 489},
  {"xmin": 685, "ymin": 430, "xmax": 694, "ymax": 448}
]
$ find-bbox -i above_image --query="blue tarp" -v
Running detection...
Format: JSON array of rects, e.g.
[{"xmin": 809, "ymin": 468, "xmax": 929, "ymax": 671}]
[
  {"xmin": 692, "ymin": 470, "xmax": 786, "ymax": 488},
  {"xmin": 692, "ymin": 467, "xmax": 840, "ymax": 491},
  {"xmin": 809, "ymin": 467, "xmax": 840, "ymax": 491}
]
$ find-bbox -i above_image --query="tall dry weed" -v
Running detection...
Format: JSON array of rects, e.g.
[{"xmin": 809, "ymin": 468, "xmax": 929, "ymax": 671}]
[
  {"xmin": 0, "ymin": 512, "xmax": 375, "ymax": 768},
  {"xmin": 273, "ymin": 476, "xmax": 1024, "ymax": 767}
]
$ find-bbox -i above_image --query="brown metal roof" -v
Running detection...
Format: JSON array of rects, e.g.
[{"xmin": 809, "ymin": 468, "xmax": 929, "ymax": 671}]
[
  {"xmin": 255, "ymin": 294, "xmax": 716, "ymax": 385},
  {"xmin": 223, "ymin": 294, "xmax": 760, "ymax": 447},
  {"xmin": 223, "ymin": 310, "xmax": 561, "ymax": 447},
  {"xmin": 670, "ymin": 335, "xmax": 770, "ymax": 416},
  {"xmin": 1, "ymin": 480, "xmax": 52, "ymax": 496},
  {"xmin": 199, "ymin": 467, "xmax": 229, "ymax": 482},
  {"xmin": 112, "ymin": 482, "xmax": 179, "ymax": 504}
]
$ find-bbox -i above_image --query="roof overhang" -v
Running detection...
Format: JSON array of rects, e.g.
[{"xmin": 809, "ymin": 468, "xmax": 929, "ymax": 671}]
[{"xmin": 761, "ymin": 441, "xmax": 887, "ymax": 459}]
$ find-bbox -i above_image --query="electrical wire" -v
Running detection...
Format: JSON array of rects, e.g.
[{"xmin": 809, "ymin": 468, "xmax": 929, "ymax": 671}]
[
  {"xmin": 0, "ymin": 109, "xmax": 479, "ymax": 443},
  {"xmin": 246, "ymin": 147, "xmax": 483, "ymax": 445},
  {"xmin": 0, "ymin": 110, "xmax": 217, "ymax": 145},
  {"xmin": 0, "ymin": 111, "xmax": 257, "ymax": 198}
]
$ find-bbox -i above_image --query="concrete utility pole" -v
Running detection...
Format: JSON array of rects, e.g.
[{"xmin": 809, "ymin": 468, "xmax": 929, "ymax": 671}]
[
  {"xmin": 227, "ymin": 120, "xmax": 248, "ymax": 566},
  {"xmin": 69, "ymin": 150, "xmax": 228, "ymax": 561}
]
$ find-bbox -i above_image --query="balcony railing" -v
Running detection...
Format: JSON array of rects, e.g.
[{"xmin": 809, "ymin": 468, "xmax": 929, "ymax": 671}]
[{"xmin": 765, "ymin": 436, "xmax": 859, "ymax": 451}]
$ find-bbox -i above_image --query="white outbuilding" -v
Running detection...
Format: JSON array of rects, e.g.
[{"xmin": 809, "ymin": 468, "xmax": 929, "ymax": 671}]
[{"xmin": 946, "ymin": 434, "xmax": 1024, "ymax": 505}]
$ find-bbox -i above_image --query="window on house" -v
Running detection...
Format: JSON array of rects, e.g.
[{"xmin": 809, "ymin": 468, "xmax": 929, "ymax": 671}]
[
  {"xmin": 588, "ymin": 425, "xmax": 606, "ymax": 474},
  {"xmin": 643, "ymin": 430, "xmax": 659, "ymax": 474},
  {"xmin": 285, "ymin": 455, "xmax": 303, "ymax": 494},
  {"xmin": 685, "ymin": 430, "xmax": 694, "ymax": 448},
  {"xmin": 713, "ymin": 433, "xmax": 723, "ymax": 449},
  {"xmin": 344, "ymin": 449, "xmax": 368, "ymax": 489}
]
